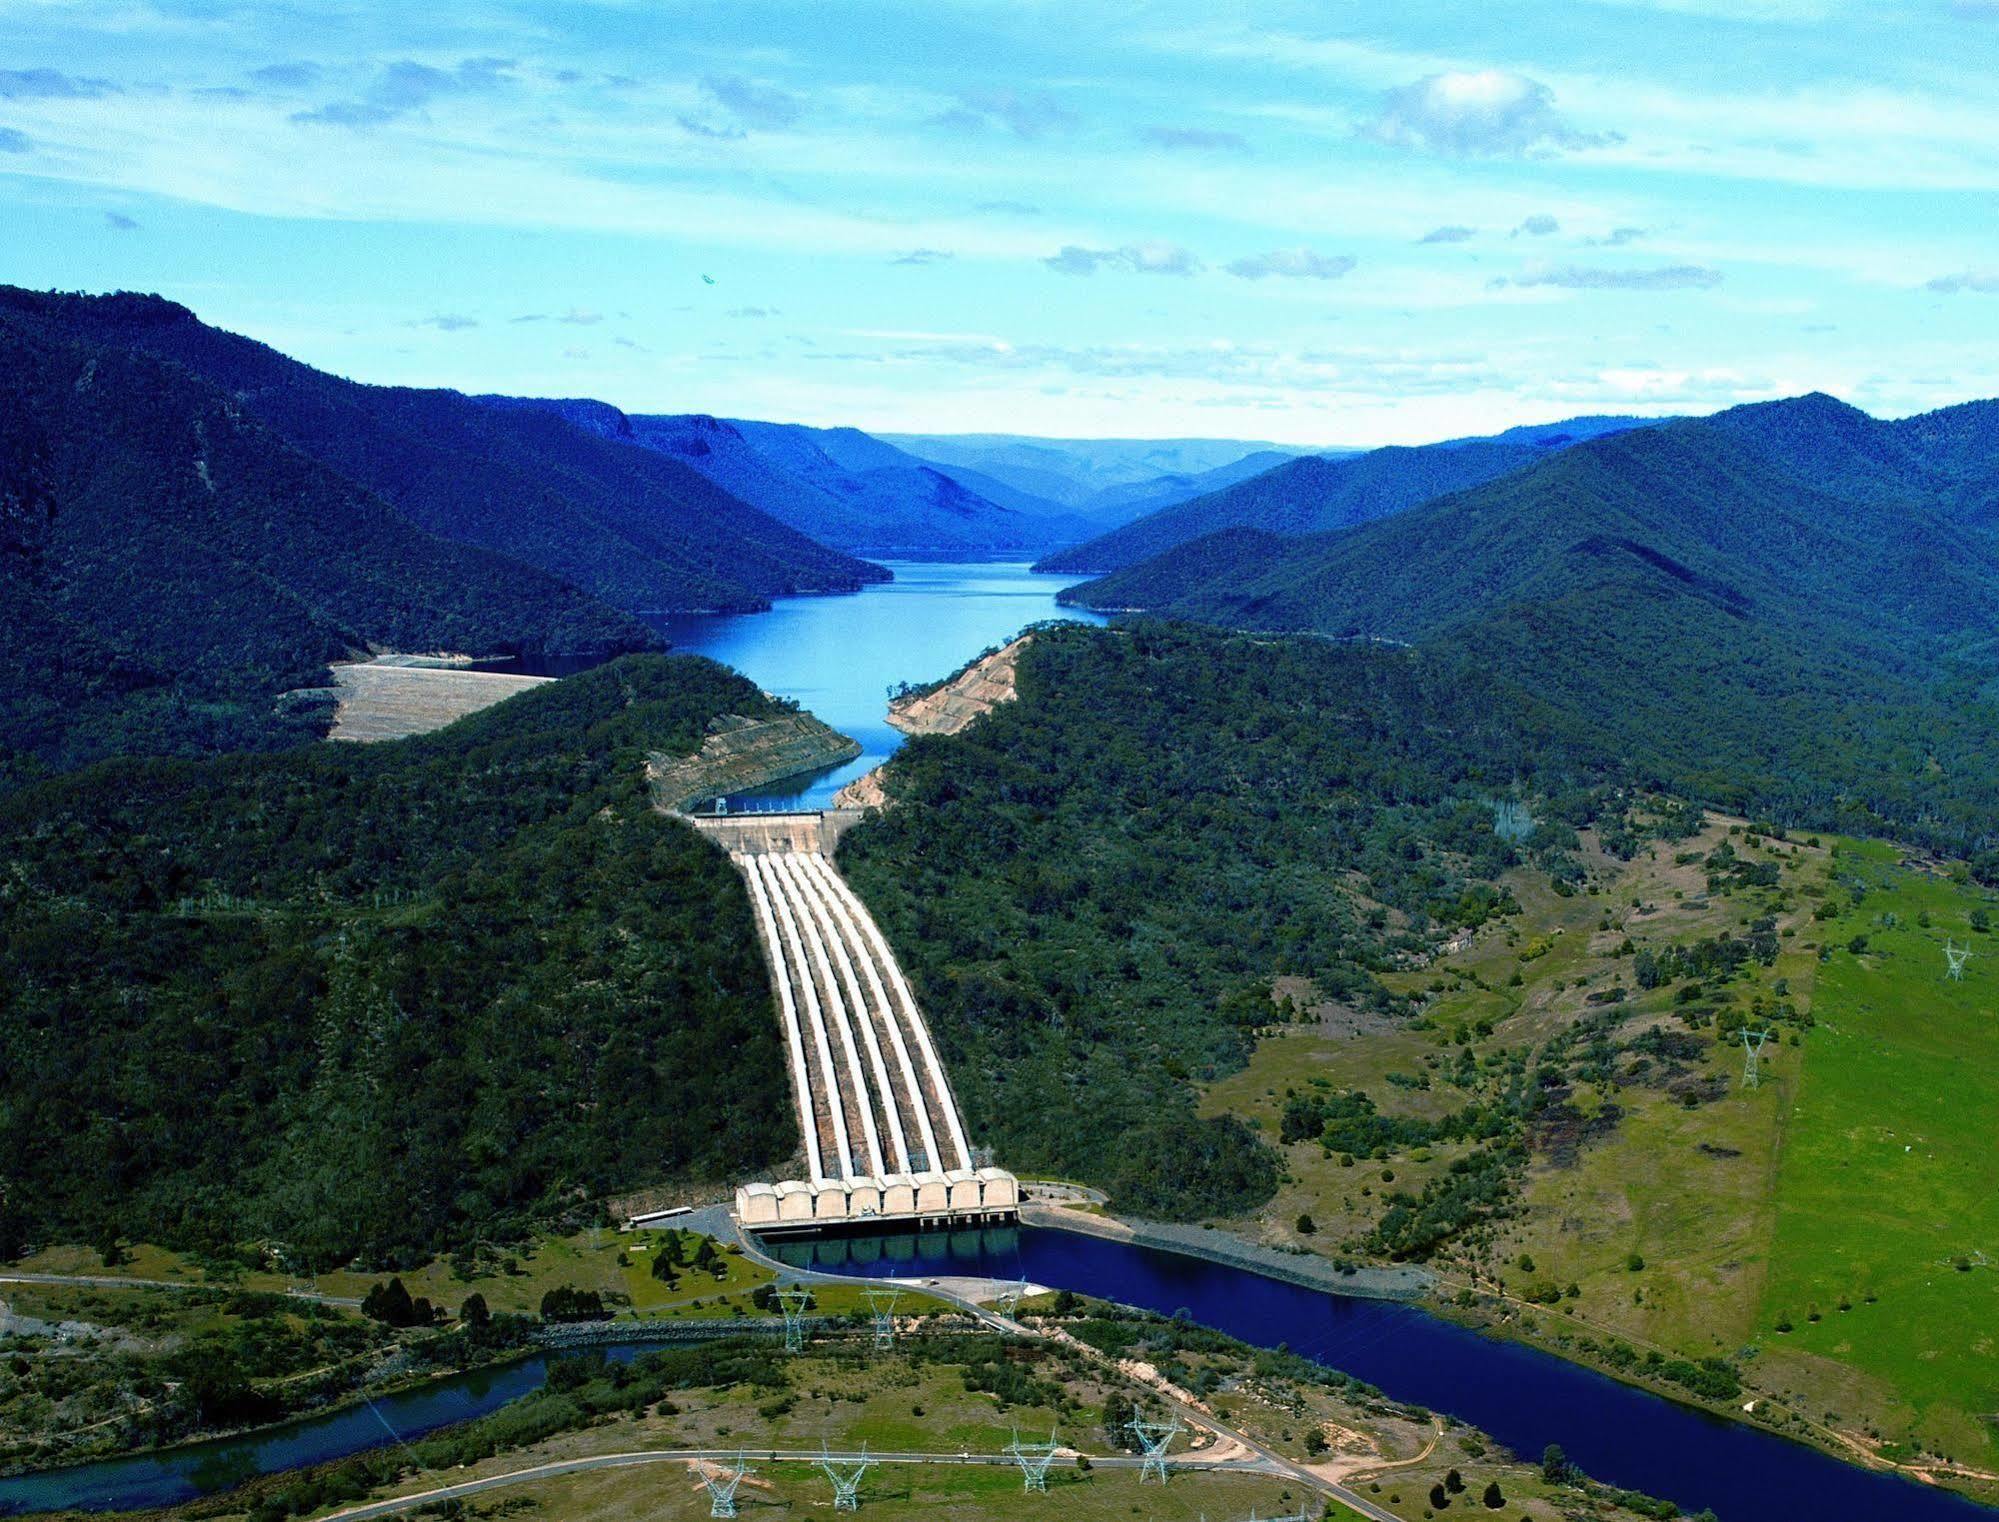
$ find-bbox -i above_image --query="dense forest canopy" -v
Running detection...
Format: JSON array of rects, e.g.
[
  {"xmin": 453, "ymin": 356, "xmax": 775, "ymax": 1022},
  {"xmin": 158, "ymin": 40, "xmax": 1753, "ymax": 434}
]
[
  {"xmin": 0, "ymin": 656, "xmax": 793, "ymax": 1265},
  {"xmin": 838, "ymin": 621, "xmax": 1600, "ymax": 1218},
  {"xmin": 0, "ymin": 302, "xmax": 659, "ymax": 787},
  {"xmin": 1065, "ymin": 397, "xmax": 1999, "ymax": 852},
  {"xmin": 0, "ymin": 287, "xmax": 885, "ymax": 617}
]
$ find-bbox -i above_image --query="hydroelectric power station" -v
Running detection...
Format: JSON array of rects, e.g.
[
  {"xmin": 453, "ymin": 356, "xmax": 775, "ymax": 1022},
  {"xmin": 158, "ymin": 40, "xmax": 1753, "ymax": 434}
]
[{"xmin": 690, "ymin": 808, "xmax": 1019, "ymax": 1237}]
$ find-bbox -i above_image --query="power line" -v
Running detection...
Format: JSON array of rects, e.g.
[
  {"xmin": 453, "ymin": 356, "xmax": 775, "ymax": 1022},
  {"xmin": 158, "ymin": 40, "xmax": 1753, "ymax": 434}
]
[
  {"xmin": 819, "ymin": 1443, "xmax": 874, "ymax": 1511},
  {"xmin": 701, "ymin": 1452, "xmax": 755, "ymax": 1519},
  {"xmin": 776, "ymin": 1284, "xmax": 813, "ymax": 1353},
  {"xmin": 864, "ymin": 1287, "xmax": 900, "ymax": 1351},
  {"xmin": 1005, "ymin": 1426, "xmax": 1062, "ymax": 1491},
  {"xmin": 1128, "ymin": 1414, "xmax": 1182, "ymax": 1483}
]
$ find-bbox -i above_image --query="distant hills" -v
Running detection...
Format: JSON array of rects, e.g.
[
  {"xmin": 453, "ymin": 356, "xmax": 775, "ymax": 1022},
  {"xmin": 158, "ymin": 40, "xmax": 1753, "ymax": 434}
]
[
  {"xmin": 0, "ymin": 297, "xmax": 656, "ymax": 782},
  {"xmin": 1039, "ymin": 416, "xmax": 1650, "ymax": 575},
  {"xmin": 635, "ymin": 414, "xmax": 1088, "ymax": 558},
  {"xmin": 6, "ymin": 290, "xmax": 885, "ymax": 617},
  {"xmin": 479, "ymin": 405, "xmax": 1222, "ymax": 558},
  {"xmin": 0, "ymin": 287, "xmax": 901, "ymax": 782},
  {"xmin": 1064, "ymin": 394, "xmax": 1999, "ymax": 846},
  {"xmin": 881, "ymin": 432, "xmax": 1312, "ymax": 503}
]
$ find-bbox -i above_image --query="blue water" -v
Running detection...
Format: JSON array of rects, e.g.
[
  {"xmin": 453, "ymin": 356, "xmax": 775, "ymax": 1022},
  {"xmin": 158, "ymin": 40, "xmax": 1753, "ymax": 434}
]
[
  {"xmin": 0, "ymin": 1344, "xmax": 689, "ymax": 1516},
  {"xmin": 656, "ymin": 562, "xmax": 1106, "ymax": 808},
  {"xmin": 782, "ymin": 1225, "xmax": 1994, "ymax": 1522}
]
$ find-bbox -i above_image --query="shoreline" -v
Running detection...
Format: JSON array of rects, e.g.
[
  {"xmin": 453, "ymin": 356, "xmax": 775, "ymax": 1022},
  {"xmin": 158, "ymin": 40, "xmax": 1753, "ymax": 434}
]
[{"xmin": 1019, "ymin": 1204, "xmax": 1434, "ymax": 1302}]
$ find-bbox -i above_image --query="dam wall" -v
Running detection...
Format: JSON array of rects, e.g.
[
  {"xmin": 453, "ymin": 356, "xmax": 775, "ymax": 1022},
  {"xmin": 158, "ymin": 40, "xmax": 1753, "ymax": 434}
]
[{"xmin": 690, "ymin": 812, "xmax": 1016, "ymax": 1235}]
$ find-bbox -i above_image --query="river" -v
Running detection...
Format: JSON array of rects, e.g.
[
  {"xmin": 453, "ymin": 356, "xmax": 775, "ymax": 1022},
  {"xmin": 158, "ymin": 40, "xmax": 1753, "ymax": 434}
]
[
  {"xmin": 782, "ymin": 1225, "xmax": 1993, "ymax": 1522},
  {"xmin": 9, "ymin": 1225, "xmax": 1990, "ymax": 1518},
  {"xmin": 653, "ymin": 562, "xmax": 1106, "ymax": 808},
  {"xmin": 7, "ymin": 569, "xmax": 1988, "ymax": 1517}
]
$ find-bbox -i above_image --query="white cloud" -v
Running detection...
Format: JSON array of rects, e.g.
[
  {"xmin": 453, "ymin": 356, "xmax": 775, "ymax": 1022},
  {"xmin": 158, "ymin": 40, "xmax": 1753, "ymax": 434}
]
[
  {"xmin": 1044, "ymin": 242, "xmax": 1202, "ymax": 276},
  {"xmin": 1506, "ymin": 262, "xmax": 1722, "ymax": 290},
  {"xmin": 1225, "ymin": 247, "xmax": 1356, "ymax": 280},
  {"xmin": 1925, "ymin": 270, "xmax": 1999, "ymax": 294},
  {"xmin": 1513, "ymin": 213, "xmax": 1560, "ymax": 236},
  {"xmin": 1418, "ymin": 224, "xmax": 1476, "ymax": 243},
  {"xmin": 700, "ymin": 73, "xmax": 802, "ymax": 130},
  {"xmin": 1140, "ymin": 124, "xmax": 1249, "ymax": 153},
  {"xmin": 935, "ymin": 88, "xmax": 1075, "ymax": 139},
  {"xmin": 1361, "ymin": 70, "xmax": 1619, "ymax": 157}
]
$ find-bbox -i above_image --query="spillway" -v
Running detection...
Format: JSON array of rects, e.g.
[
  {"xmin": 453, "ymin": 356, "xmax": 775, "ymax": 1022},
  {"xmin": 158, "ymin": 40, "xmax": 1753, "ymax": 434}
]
[{"xmin": 697, "ymin": 812, "xmax": 1016, "ymax": 1234}]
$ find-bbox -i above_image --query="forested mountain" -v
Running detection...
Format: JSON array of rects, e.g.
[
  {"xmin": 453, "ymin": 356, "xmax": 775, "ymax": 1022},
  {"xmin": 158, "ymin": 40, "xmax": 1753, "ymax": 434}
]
[
  {"xmin": 1706, "ymin": 391, "xmax": 1999, "ymax": 524},
  {"xmin": 476, "ymin": 400, "xmax": 1103, "ymax": 557},
  {"xmin": 1074, "ymin": 448, "xmax": 1298, "ymax": 521},
  {"xmin": 0, "ymin": 288, "xmax": 885, "ymax": 619},
  {"xmin": 653, "ymin": 414, "xmax": 1083, "ymax": 556},
  {"xmin": 0, "ymin": 655, "xmax": 793, "ymax": 1264},
  {"xmin": 0, "ymin": 306, "xmax": 654, "ymax": 787},
  {"xmin": 1037, "ymin": 417, "xmax": 1653, "ymax": 576},
  {"xmin": 839, "ymin": 622, "xmax": 1595, "ymax": 1217},
  {"xmin": 1063, "ymin": 399, "xmax": 1999, "ymax": 848}
]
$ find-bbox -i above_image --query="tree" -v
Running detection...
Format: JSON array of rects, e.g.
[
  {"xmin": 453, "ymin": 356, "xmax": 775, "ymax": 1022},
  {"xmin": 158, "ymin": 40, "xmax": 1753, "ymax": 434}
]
[
  {"xmin": 1305, "ymin": 1428, "xmax": 1329, "ymax": 1456},
  {"xmin": 1481, "ymin": 1480, "xmax": 1504, "ymax": 1509},
  {"xmin": 1445, "ymin": 1468, "xmax": 1464, "ymax": 1494},
  {"xmin": 540, "ymin": 1285, "xmax": 608, "ymax": 1322},
  {"xmin": 1296, "ymin": 1213, "xmax": 1317, "ymax": 1235},
  {"xmin": 1102, "ymin": 1393, "xmax": 1136, "ymax": 1451},
  {"xmin": 459, "ymin": 1292, "xmax": 490, "ymax": 1328},
  {"xmin": 362, "ymin": 1276, "xmax": 417, "ymax": 1328},
  {"xmin": 1429, "ymin": 1482, "xmax": 1449, "ymax": 1509},
  {"xmin": 1540, "ymin": 1443, "xmax": 1568, "ymax": 1483}
]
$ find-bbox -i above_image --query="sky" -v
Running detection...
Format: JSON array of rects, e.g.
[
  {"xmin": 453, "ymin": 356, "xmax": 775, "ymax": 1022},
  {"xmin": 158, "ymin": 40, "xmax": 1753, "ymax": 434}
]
[{"xmin": 3, "ymin": 1, "xmax": 1999, "ymax": 446}]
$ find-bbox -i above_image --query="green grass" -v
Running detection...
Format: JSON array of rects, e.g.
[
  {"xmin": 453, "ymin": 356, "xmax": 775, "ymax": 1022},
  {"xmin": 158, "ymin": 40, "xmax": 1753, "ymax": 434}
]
[
  {"xmin": 1758, "ymin": 839, "xmax": 1999, "ymax": 1466},
  {"xmin": 334, "ymin": 1455, "xmax": 1306, "ymax": 1522}
]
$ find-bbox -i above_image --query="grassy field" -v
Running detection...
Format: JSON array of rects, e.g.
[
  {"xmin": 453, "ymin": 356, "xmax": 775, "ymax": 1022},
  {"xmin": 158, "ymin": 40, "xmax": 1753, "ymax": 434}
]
[
  {"xmin": 264, "ymin": 1329, "xmax": 1675, "ymax": 1522},
  {"xmin": 1754, "ymin": 839, "xmax": 1999, "ymax": 1470},
  {"xmin": 310, "ymin": 1456, "xmax": 1307, "ymax": 1522},
  {"xmin": 1196, "ymin": 808, "xmax": 1999, "ymax": 1490},
  {"xmin": 9, "ymin": 1227, "xmax": 950, "ymax": 1327}
]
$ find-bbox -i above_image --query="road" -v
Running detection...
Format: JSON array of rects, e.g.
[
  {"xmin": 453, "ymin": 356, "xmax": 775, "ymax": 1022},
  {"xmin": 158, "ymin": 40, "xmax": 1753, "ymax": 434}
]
[
  {"xmin": 716, "ymin": 1218, "xmax": 1402, "ymax": 1520},
  {"xmin": 318, "ymin": 1446, "xmax": 1318, "ymax": 1522}
]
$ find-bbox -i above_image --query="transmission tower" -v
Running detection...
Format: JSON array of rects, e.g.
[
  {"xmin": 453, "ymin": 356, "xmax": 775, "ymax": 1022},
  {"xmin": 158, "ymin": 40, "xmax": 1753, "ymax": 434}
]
[
  {"xmin": 701, "ymin": 1453, "xmax": 754, "ymax": 1519},
  {"xmin": 1128, "ymin": 1414, "xmax": 1182, "ymax": 1483},
  {"xmin": 1945, "ymin": 939, "xmax": 1971, "ymax": 982},
  {"xmin": 1741, "ymin": 1029, "xmax": 1773, "ymax": 1090},
  {"xmin": 776, "ymin": 1284, "xmax": 813, "ymax": 1353},
  {"xmin": 819, "ymin": 1444, "xmax": 873, "ymax": 1511},
  {"xmin": 864, "ymin": 1287, "xmax": 901, "ymax": 1351},
  {"xmin": 1005, "ymin": 1426, "xmax": 1062, "ymax": 1491},
  {"xmin": 995, "ymin": 1277, "xmax": 1028, "ymax": 1318}
]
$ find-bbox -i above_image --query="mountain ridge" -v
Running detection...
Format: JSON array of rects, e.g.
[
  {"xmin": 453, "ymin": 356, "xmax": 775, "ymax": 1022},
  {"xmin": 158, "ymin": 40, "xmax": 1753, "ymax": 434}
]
[{"xmin": 0, "ymin": 288, "xmax": 885, "ymax": 617}]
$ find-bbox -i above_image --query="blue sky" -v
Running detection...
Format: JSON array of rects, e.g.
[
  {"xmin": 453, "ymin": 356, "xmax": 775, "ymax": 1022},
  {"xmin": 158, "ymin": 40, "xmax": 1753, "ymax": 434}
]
[{"xmin": 3, "ymin": 1, "xmax": 1998, "ymax": 445}]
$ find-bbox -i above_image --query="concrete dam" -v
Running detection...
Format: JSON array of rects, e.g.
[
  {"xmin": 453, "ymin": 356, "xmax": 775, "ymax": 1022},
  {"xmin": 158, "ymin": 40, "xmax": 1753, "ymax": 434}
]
[{"xmin": 693, "ymin": 811, "xmax": 1019, "ymax": 1234}]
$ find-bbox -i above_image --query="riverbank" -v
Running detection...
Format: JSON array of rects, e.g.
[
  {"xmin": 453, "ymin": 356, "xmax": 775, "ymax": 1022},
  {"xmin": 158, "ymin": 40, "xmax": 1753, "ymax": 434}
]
[{"xmin": 1019, "ymin": 1204, "xmax": 1434, "ymax": 1302}]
